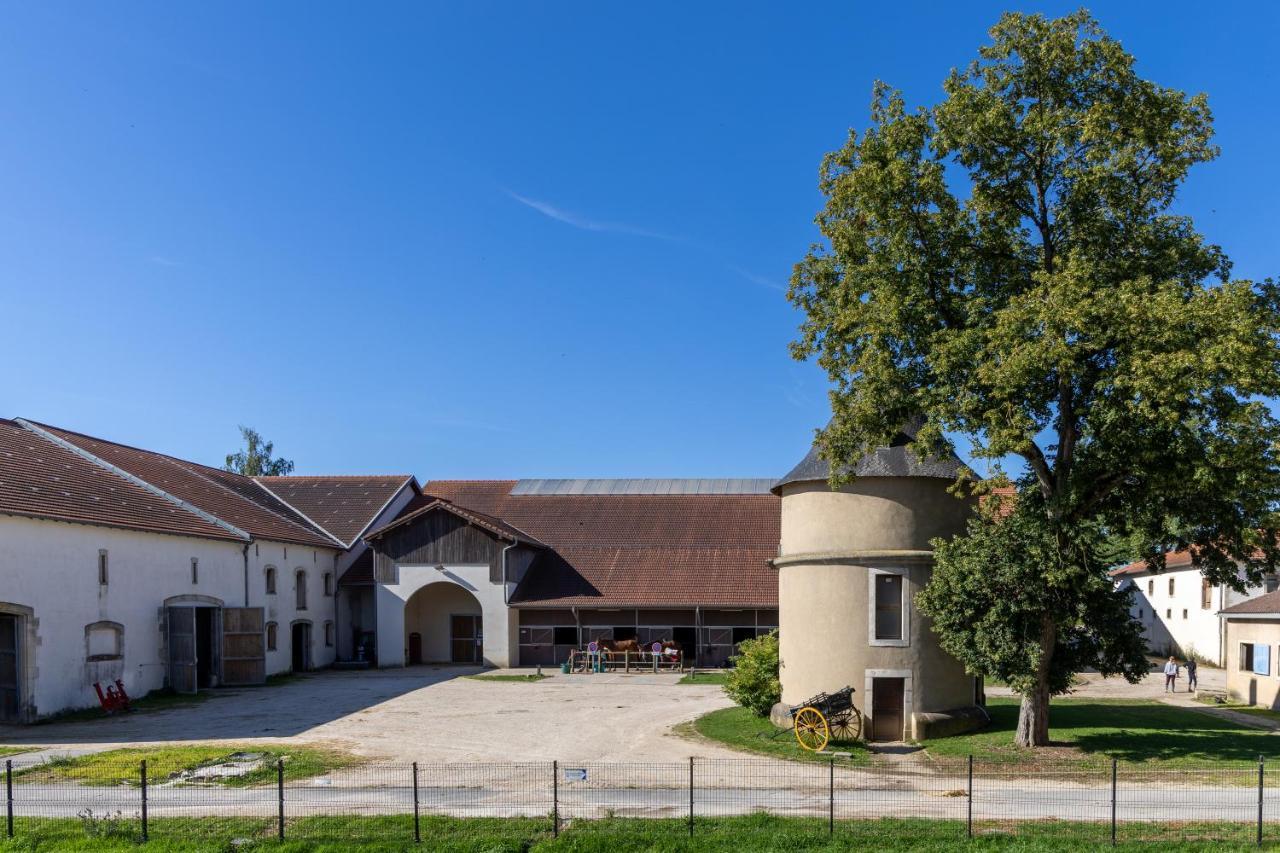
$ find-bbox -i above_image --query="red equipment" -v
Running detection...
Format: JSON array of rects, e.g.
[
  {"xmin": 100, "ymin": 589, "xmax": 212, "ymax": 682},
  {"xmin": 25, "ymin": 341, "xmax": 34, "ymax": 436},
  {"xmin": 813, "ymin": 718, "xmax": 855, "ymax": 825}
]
[{"xmin": 93, "ymin": 679, "xmax": 132, "ymax": 715}]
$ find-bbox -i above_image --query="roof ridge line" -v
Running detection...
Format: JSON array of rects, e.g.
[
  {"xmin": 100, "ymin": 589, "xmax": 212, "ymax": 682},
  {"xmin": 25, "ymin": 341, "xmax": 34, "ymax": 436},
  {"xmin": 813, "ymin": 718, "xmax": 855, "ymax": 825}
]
[
  {"xmin": 15, "ymin": 418, "xmax": 252, "ymax": 542},
  {"xmin": 342, "ymin": 475, "xmax": 418, "ymax": 548},
  {"xmin": 166, "ymin": 457, "xmax": 342, "ymax": 547},
  {"xmin": 251, "ymin": 478, "xmax": 351, "ymax": 549}
]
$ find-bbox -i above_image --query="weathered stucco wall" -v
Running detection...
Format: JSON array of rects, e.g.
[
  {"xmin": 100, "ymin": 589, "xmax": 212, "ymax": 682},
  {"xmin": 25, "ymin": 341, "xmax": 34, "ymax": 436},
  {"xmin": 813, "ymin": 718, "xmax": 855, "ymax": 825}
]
[
  {"xmin": 776, "ymin": 476, "xmax": 978, "ymax": 739},
  {"xmin": 1225, "ymin": 618, "xmax": 1280, "ymax": 708}
]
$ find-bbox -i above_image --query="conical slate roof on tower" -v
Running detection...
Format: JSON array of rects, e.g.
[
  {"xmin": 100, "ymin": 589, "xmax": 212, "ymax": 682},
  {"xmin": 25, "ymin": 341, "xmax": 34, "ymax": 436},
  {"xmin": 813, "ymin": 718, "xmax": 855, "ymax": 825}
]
[{"xmin": 772, "ymin": 417, "xmax": 968, "ymax": 493}]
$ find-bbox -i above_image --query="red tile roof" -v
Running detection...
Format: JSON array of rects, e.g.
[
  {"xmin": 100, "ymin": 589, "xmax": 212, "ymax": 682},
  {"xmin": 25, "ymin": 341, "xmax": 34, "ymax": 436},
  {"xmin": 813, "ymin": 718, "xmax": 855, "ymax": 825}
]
[
  {"xmin": 28, "ymin": 421, "xmax": 340, "ymax": 549},
  {"xmin": 0, "ymin": 419, "xmax": 241, "ymax": 541},
  {"xmin": 1111, "ymin": 550, "xmax": 1196, "ymax": 577},
  {"xmin": 1222, "ymin": 589, "xmax": 1280, "ymax": 616},
  {"xmin": 256, "ymin": 475, "xmax": 417, "ymax": 546},
  {"xmin": 368, "ymin": 494, "xmax": 549, "ymax": 548},
  {"xmin": 419, "ymin": 480, "xmax": 780, "ymax": 607}
]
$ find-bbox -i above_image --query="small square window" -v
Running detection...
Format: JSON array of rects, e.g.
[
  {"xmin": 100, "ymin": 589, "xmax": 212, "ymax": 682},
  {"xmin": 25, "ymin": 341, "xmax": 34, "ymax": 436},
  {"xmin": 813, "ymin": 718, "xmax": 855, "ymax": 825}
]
[{"xmin": 1182, "ymin": 608, "xmax": 1188, "ymax": 619}]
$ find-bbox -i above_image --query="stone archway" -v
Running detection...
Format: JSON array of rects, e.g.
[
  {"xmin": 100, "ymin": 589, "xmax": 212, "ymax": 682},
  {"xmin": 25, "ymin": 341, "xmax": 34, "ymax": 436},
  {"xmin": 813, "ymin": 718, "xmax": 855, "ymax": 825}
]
[{"xmin": 403, "ymin": 583, "xmax": 483, "ymax": 664}]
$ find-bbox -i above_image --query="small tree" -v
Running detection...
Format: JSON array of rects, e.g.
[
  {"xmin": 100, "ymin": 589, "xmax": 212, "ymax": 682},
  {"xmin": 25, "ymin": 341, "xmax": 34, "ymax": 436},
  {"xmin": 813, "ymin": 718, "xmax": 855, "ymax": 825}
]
[
  {"xmin": 789, "ymin": 11, "xmax": 1280, "ymax": 746},
  {"xmin": 224, "ymin": 426, "xmax": 295, "ymax": 476},
  {"xmin": 724, "ymin": 630, "xmax": 780, "ymax": 717}
]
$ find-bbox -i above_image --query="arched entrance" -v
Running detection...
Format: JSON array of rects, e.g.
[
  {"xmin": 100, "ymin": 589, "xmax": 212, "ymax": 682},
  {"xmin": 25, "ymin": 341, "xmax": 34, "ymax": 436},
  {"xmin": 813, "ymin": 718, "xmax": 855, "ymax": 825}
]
[{"xmin": 403, "ymin": 583, "xmax": 483, "ymax": 664}]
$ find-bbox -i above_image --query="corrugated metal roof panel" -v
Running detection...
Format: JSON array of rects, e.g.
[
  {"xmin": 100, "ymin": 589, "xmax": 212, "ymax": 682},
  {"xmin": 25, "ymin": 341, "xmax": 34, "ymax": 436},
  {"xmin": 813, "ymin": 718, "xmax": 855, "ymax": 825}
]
[{"xmin": 510, "ymin": 478, "xmax": 776, "ymax": 496}]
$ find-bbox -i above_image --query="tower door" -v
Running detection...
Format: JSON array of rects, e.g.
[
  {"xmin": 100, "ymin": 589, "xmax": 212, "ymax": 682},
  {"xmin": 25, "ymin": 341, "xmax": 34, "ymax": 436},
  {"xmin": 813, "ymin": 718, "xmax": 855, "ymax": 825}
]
[
  {"xmin": 871, "ymin": 677, "xmax": 906, "ymax": 741},
  {"xmin": 0, "ymin": 615, "xmax": 19, "ymax": 722}
]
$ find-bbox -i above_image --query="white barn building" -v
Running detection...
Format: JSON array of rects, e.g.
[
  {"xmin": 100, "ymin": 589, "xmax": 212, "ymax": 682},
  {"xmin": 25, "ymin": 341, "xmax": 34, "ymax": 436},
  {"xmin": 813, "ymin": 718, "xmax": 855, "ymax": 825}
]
[
  {"xmin": 1111, "ymin": 554, "xmax": 1274, "ymax": 666},
  {"xmin": 0, "ymin": 417, "xmax": 416, "ymax": 721}
]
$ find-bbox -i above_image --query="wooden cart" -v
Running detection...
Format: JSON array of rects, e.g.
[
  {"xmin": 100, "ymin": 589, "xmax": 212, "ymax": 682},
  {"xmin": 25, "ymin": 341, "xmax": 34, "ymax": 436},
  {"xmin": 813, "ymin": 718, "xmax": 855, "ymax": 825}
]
[{"xmin": 791, "ymin": 686, "xmax": 861, "ymax": 751}]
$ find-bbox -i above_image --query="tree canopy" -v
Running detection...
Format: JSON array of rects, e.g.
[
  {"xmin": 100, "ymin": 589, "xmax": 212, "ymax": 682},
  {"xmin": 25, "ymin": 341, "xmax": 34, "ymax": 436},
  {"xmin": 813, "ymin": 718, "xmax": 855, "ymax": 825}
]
[
  {"xmin": 789, "ymin": 10, "xmax": 1280, "ymax": 746},
  {"xmin": 224, "ymin": 425, "xmax": 295, "ymax": 477}
]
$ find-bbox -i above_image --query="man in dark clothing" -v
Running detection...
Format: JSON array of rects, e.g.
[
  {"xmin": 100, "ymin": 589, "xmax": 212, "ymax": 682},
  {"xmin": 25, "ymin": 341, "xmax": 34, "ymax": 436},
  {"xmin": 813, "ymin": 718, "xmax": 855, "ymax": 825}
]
[{"xmin": 1186, "ymin": 657, "xmax": 1198, "ymax": 692}]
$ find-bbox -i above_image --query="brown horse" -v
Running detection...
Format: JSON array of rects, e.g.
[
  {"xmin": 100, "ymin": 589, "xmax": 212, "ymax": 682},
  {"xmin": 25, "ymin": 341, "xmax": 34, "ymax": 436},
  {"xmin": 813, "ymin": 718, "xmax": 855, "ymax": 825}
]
[{"xmin": 596, "ymin": 638, "xmax": 643, "ymax": 658}]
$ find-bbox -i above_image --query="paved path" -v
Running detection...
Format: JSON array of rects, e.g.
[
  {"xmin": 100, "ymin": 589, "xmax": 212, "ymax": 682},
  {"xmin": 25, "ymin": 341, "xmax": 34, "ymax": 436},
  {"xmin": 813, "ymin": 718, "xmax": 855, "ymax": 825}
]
[{"xmin": 0, "ymin": 667, "xmax": 743, "ymax": 763}]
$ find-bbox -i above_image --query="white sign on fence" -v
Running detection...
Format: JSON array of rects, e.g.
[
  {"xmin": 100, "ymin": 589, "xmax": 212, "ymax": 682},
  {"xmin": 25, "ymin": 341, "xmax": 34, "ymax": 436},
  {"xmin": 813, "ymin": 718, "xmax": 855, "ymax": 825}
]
[{"xmin": 563, "ymin": 767, "xmax": 587, "ymax": 782}]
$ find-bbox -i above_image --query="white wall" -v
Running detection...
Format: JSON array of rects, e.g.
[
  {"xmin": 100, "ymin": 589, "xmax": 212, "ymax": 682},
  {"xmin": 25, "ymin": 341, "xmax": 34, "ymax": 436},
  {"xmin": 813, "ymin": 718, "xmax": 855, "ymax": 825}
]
[
  {"xmin": 375, "ymin": 563, "xmax": 515, "ymax": 667},
  {"xmin": 1122, "ymin": 564, "xmax": 1268, "ymax": 665},
  {"xmin": 245, "ymin": 540, "xmax": 340, "ymax": 675},
  {"xmin": 0, "ymin": 515, "xmax": 339, "ymax": 719}
]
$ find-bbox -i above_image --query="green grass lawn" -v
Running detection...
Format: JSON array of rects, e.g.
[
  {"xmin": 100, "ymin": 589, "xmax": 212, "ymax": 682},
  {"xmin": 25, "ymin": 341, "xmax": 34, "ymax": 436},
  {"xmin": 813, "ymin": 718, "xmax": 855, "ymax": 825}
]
[
  {"xmin": 678, "ymin": 671, "xmax": 729, "ymax": 686},
  {"xmin": 0, "ymin": 746, "xmax": 28, "ymax": 757},
  {"xmin": 1, "ymin": 814, "xmax": 1272, "ymax": 851},
  {"xmin": 685, "ymin": 706, "xmax": 871, "ymax": 765},
  {"xmin": 16, "ymin": 744, "xmax": 362, "ymax": 787},
  {"xmin": 464, "ymin": 672, "xmax": 550, "ymax": 683},
  {"xmin": 922, "ymin": 697, "xmax": 1280, "ymax": 768}
]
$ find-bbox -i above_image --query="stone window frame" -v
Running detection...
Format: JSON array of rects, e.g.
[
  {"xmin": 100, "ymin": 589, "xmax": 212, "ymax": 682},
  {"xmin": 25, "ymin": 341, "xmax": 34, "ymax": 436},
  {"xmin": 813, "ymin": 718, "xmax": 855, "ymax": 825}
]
[
  {"xmin": 867, "ymin": 567, "xmax": 910, "ymax": 648},
  {"xmin": 266, "ymin": 622, "xmax": 278, "ymax": 652},
  {"xmin": 84, "ymin": 620, "xmax": 124, "ymax": 662},
  {"xmin": 265, "ymin": 566, "xmax": 277, "ymax": 595},
  {"xmin": 295, "ymin": 569, "xmax": 308, "ymax": 611}
]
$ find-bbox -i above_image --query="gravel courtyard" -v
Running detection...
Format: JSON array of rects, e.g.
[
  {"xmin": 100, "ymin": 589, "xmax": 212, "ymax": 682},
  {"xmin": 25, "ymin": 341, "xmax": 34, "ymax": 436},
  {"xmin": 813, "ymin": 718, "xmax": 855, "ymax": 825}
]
[{"xmin": 0, "ymin": 667, "xmax": 746, "ymax": 763}]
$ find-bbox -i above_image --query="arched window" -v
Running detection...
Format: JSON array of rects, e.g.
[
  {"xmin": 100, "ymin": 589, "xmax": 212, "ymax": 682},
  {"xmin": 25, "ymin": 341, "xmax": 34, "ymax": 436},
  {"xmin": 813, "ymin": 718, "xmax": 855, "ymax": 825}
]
[
  {"xmin": 265, "ymin": 566, "xmax": 277, "ymax": 595},
  {"xmin": 324, "ymin": 621, "xmax": 334, "ymax": 647},
  {"xmin": 266, "ymin": 622, "xmax": 278, "ymax": 652},
  {"xmin": 85, "ymin": 621, "xmax": 124, "ymax": 661},
  {"xmin": 295, "ymin": 570, "xmax": 307, "ymax": 611}
]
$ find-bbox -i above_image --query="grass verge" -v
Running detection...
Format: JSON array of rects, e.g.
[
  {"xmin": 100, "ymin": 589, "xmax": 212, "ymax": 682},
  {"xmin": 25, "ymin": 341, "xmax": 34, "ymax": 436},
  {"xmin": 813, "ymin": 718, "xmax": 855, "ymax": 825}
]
[
  {"xmin": 679, "ymin": 671, "xmax": 729, "ymax": 686},
  {"xmin": 685, "ymin": 706, "xmax": 871, "ymax": 765},
  {"xmin": 34, "ymin": 688, "xmax": 210, "ymax": 724},
  {"xmin": 464, "ymin": 673, "xmax": 550, "ymax": 683},
  {"xmin": 1, "ymin": 814, "xmax": 1273, "ymax": 851},
  {"xmin": 15, "ymin": 744, "xmax": 362, "ymax": 787},
  {"xmin": 921, "ymin": 697, "xmax": 1280, "ymax": 768}
]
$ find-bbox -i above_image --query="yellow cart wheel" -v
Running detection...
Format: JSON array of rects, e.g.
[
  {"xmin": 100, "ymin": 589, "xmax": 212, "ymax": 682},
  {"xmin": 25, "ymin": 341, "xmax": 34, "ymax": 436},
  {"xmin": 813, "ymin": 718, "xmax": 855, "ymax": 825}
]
[{"xmin": 793, "ymin": 706, "xmax": 830, "ymax": 752}]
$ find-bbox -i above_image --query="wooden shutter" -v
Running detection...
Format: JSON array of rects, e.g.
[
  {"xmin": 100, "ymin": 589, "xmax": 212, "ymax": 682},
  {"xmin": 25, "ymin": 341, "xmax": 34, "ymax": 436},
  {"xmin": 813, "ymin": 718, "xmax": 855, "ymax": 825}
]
[
  {"xmin": 221, "ymin": 607, "xmax": 266, "ymax": 685},
  {"xmin": 166, "ymin": 607, "xmax": 197, "ymax": 694}
]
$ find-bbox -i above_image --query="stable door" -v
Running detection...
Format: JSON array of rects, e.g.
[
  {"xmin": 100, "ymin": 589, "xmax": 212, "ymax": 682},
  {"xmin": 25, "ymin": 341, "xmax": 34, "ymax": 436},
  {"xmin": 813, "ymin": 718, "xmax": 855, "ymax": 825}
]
[{"xmin": 450, "ymin": 614, "xmax": 481, "ymax": 663}]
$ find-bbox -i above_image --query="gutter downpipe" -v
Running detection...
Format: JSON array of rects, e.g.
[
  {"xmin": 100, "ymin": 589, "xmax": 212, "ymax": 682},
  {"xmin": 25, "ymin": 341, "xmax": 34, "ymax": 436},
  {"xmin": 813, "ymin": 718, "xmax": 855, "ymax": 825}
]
[
  {"xmin": 242, "ymin": 543, "xmax": 251, "ymax": 607},
  {"xmin": 501, "ymin": 540, "xmax": 518, "ymax": 666}
]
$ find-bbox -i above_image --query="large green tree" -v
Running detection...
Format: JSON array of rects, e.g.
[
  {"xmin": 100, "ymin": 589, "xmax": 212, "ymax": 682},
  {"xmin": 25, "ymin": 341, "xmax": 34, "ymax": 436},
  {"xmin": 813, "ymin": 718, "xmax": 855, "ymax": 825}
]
[
  {"xmin": 789, "ymin": 11, "xmax": 1280, "ymax": 746},
  {"xmin": 224, "ymin": 425, "xmax": 295, "ymax": 477}
]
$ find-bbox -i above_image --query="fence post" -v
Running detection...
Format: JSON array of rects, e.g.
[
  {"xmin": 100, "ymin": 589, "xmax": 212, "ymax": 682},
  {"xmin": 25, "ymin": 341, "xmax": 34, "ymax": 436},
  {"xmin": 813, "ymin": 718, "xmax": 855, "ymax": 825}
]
[
  {"xmin": 553, "ymin": 760, "xmax": 559, "ymax": 838},
  {"xmin": 966, "ymin": 754, "xmax": 973, "ymax": 839},
  {"xmin": 412, "ymin": 762, "xmax": 420, "ymax": 843},
  {"xmin": 1259, "ymin": 754, "xmax": 1265, "ymax": 848},
  {"xmin": 688, "ymin": 756, "xmax": 694, "ymax": 837},
  {"xmin": 6, "ymin": 759, "xmax": 12, "ymax": 839},
  {"xmin": 1110, "ymin": 757, "xmax": 1117, "ymax": 847},
  {"xmin": 140, "ymin": 759, "xmax": 148, "ymax": 842},
  {"xmin": 277, "ymin": 758, "xmax": 285, "ymax": 840},
  {"xmin": 828, "ymin": 757, "xmax": 834, "ymax": 835}
]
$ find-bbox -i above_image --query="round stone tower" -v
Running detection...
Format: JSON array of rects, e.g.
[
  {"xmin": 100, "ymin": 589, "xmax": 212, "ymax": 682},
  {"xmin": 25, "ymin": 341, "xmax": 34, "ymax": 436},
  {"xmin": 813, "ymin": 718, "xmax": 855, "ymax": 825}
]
[{"xmin": 773, "ymin": 419, "xmax": 985, "ymax": 741}]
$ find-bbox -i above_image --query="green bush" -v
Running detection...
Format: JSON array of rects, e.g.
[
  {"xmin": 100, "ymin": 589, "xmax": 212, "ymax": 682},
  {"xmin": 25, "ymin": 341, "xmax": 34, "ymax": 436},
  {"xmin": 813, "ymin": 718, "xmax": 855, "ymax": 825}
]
[{"xmin": 724, "ymin": 630, "xmax": 780, "ymax": 716}]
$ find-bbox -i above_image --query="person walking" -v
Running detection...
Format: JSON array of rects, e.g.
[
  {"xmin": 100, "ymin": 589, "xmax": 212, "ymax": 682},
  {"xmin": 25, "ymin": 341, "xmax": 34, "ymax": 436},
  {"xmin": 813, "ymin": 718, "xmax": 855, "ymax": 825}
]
[
  {"xmin": 1186, "ymin": 657, "xmax": 1198, "ymax": 692},
  {"xmin": 1163, "ymin": 656, "xmax": 1179, "ymax": 692}
]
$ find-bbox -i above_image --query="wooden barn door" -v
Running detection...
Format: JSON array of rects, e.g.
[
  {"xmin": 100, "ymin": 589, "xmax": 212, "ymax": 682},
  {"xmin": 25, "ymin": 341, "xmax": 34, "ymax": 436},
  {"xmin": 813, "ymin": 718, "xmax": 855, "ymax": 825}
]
[
  {"xmin": 167, "ymin": 607, "xmax": 197, "ymax": 694},
  {"xmin": 450, "ymin": 615, "xmax": 480, "ymax": 663},
  {"xmin": 220, "ymin": 607, "xmax": 266, "ymax": 686},
  {"xmin": 0, "ymin": 614, "xmax": 19, "ymax": 722}
]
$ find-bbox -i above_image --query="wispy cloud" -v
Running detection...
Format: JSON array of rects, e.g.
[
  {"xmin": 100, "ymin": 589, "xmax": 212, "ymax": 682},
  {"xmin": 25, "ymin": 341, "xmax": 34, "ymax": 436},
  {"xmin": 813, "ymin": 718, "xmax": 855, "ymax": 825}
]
[
  {"xmin": 729, "ymin": 266, "xmax": 787, "ymax": 292},
  {"xmin": 505, "ymin": 190, "xmax": 676, "ymax": 241}
]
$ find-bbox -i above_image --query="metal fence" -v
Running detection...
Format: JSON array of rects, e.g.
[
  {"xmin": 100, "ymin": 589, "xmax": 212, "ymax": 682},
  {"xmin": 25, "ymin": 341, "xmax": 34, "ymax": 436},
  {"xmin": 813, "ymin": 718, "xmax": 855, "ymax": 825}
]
[{"xmin": 4, "ymin": 754, "xmax": 1279, "ymax": 846}]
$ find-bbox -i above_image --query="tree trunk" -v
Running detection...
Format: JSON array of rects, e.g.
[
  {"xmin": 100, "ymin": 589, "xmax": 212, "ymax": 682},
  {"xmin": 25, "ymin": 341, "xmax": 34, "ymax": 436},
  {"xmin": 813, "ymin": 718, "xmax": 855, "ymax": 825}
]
[{"xmin": 1014, "ymin": 617, "xmax": 1057, "ymax": 748}]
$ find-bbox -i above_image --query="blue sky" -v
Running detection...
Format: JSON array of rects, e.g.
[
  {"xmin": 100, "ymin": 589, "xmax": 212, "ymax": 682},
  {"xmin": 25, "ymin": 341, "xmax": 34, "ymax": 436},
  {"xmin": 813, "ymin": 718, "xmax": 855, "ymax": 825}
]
[{"xmin": 2, "ymin": 2, "xmax": 1277, "ymax": 479}]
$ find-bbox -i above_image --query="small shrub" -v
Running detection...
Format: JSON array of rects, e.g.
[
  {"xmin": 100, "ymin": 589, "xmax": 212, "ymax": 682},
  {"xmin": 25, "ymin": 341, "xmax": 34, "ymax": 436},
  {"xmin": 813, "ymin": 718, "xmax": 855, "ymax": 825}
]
[
  {"xmin": 76, "ymin": 808, "xmax": 135, "ymax": 839},
  {"xmin": 724, "ymin": 630, "xmax": 780, "ymax": 717}
]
